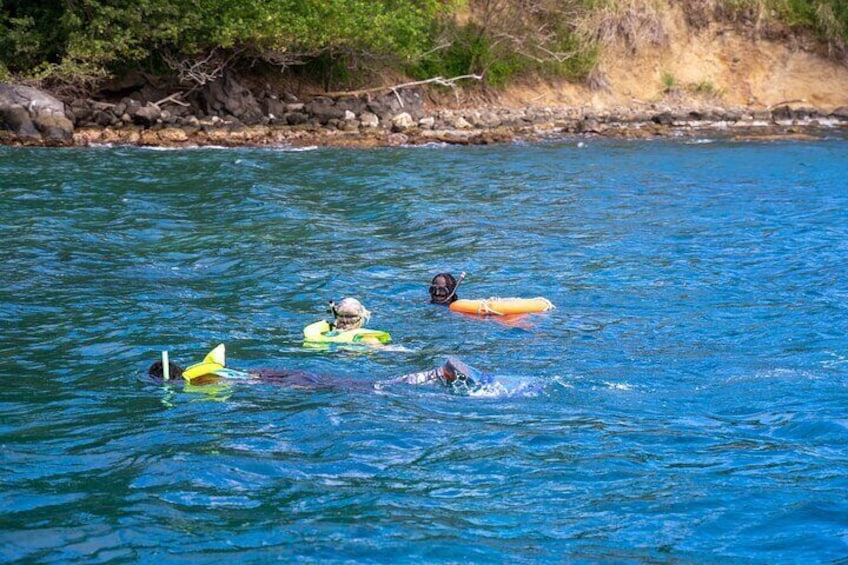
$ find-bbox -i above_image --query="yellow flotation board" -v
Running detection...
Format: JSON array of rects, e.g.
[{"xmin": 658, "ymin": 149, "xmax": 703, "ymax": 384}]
[
  {"xmin": 181, "ymin": 344, "xmax": 251, "ymax": 383},
  {"xmin": 182, "ymin": 344, "xmax": 253, "ymax": 382},
  {"xmin": 183, "ymin": 343, "xmax": 226, "ymax": 380},
  {"xmin": 449, "ymin": 297, "xmax": 555, "ymax": 316},
  {"xmin": 303, "ymin": 320, "xmax": 391, "ymax": 345}
]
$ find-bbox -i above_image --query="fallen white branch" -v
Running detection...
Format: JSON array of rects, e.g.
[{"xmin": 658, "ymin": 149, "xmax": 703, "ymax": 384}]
[
  {"xmin": 152, "ymin": 93, "xmax": 190, "ymax": 108},
  {"xmin": 324, "ymin": 74, "xmax": 483, "ymax": 98},
  {"xmin": 766, "ymin": 99, "xmax": 807, "ymax": 110}
]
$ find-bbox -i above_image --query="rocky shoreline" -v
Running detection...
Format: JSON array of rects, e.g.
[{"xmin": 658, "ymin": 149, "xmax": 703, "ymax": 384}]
[
  {"xmin": 2, "ymin": 78, "xmax": 848, "ymax": 149},
  {"xmin": 67, "ymin": 103, "xmax": 848, "ymax": 148}
]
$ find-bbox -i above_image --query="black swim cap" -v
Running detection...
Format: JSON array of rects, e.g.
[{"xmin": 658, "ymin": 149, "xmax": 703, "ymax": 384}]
[
  {"xmin": 429, "ymin": 273, "xmax": 458, "ymax": 304},
  {"xmin": 148, "ymin": 360, "xmax": 184, "ymax": 380}
]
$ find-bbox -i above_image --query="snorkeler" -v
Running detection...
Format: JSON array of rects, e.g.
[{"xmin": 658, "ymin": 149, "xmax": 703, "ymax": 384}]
[
  {"xmin": 429, "ymin": 272, "xmax": 465, "ymax": 305},
  {"xmin": 148, "ymin": 344, "xmax": 333, "ymax": 386},
  {"xmin": 331, "ymin": 297, "xmax": 371, "ymax": 330},
  {"xmin": 429, "ymin": 271, "xmax": 554, "ymax": 319},
  {"xmin": 148, "ymin": 358, "xmax": 336, "ymax": 388},
  {"xmin": 303, "ymin": 297, "xmax": 391, "ymax": 346},
  {"xmin": 147, "ymin": 344, "xmax": 484, "ymax": 390},
  {"xmin": 379, "ymin": 356, "xmax": 489, "ymax": 388}
]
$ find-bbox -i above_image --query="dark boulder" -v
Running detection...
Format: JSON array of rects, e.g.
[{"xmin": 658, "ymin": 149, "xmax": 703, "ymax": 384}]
[
  {"xmin": 308, "ymin": 97, "xmax": 345, "ymax": 124},
  {"xmin": 92, "ymin": 109, "xmax": 115, "ymax": 127},
  {"xmin": 771, "ymin": 105, "xmax": 793, "ymax": 121},
  {"xmin": 261, "ymin": 96, "xmax": 287, "ymax": 119},
  {"xmin": 334, "ymin": 96, "xmax": 367, "ymax": 116},
  {"xmin": 132, "ymin": 103, "xmax": 162, "ymax": 127},
  {"xmin": 285, "ymin": 111, "xmax": 310, "ymax": 126},
  {"xmin": 67, "ymin": 99, "xmax": 94, "ymax": 124},
  {"xmin": 651, "ymin": 111, "xmax": 675, "ymax": 126},
  {"xmin": 195, "ymin": 72, "xmax": 263, "ymax": 125},
  {"xmin": 367, "ymin": 87, "xmax": 425, "ymax": 120},
  {"xmin": 0, "ymin": 104, "xmax": 39, "ymax": 140},
  {"xmin": 0, "ymin": 84, "xmax": 74, "ymax": 143},
  {"xmin": 831, "ymin": 106, "xmax": 848, "ymax": 120}
]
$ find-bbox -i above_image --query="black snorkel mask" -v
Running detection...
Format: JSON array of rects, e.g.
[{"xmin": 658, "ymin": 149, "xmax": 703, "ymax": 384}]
[
  {"xmin": 441, "ymin": 356, "xmax": 482, "ymax": 389},
  {"xmin": 429, "ymin": 272, "xmax": 465, "ymax": 304},
  {"xmin": 429, "ymin": 284, "xmax": 453, "ymax": 304}
]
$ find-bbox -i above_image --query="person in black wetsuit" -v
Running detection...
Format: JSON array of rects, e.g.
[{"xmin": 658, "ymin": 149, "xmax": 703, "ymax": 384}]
[
  {"xmin": 147, "ymin": 360, "xmax": 342, "ymax": 388},
  {"xmin": 147, "ymin": 355, "xmax": 485, "ymax": 390}
]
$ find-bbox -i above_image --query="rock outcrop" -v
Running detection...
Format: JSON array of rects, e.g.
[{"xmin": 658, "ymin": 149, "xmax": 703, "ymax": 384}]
[{"xmin": 0, "ymin": 84, "xmax": 74, "ymax": 143}]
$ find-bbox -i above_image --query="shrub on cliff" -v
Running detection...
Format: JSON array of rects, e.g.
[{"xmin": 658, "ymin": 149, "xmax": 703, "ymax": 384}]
[
  {"xmin": 682, "ymin": 0, "xmax": 847, "ymax": 54},
  {"xmin": 410, "ymin": 0, "xmax": 598, "ymax": 87}
]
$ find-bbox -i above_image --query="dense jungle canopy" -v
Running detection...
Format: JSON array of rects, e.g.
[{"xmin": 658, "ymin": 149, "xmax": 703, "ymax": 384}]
[{"xmin": 1, "ymin": 0, "xmax": 847, "ymax": 94}]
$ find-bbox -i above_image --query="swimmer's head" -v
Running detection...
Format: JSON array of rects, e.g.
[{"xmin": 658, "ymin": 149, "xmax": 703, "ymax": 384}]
[
  {"xmin": 440, "ymin": 356, "xmax": 477, "ymax": 386},
  {"xmin": 429, "ymin": 273, "xmax": 458, "ymax": 304},
  {"xmin": 148, "ymin": 360, "xmax": 184, "ymax": 381},
  {"xmin": 330, "ymin": 297, "xmax": 371, "ymax": 331}
]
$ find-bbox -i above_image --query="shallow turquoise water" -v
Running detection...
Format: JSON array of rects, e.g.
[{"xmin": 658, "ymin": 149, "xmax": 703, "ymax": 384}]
[{"xmin": 2, "ymin": 139, "xmax": 848, "ymax": 563}]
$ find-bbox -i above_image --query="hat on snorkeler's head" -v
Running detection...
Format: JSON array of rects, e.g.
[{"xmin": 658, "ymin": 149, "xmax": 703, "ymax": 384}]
[
  {"xmin": 429, "ymin": 273, "xmax": 459, "ymax": 304},
  {"xmin": 330, "ymin": 297, "xmax": 371, "ymax": 331}
]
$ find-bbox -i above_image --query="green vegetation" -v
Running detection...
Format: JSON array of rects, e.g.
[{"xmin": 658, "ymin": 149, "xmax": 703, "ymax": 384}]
[
  {"xmin": 0, "ymin": 0, "xmax": 448, "ymax": 90},
  {"xmin": 691, "ymin": 79, "xmax": 720, "ymax": 96},
  {"xmin": 0, "ymin": 0, "xmax": 845, "ymax": 94},
  {"xmin": 410, "ymin": 1, "xmax": 597, "ymax": 87},
  {"xmin": 687, "ymin": 0, "xmax": 848, "ymax": 48},
  {"xmin": 776, "ymin": 0, "xmax": 848, "ymax": 50},
  {"xmin": 661, "ymin": 70, "xmax": 677, "ymax": 92}
]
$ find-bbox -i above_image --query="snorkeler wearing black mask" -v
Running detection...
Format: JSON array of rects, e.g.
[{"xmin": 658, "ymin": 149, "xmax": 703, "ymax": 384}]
[{"xmin": 429, "ymin": 272, "xmax": 464, "ymax": 305}]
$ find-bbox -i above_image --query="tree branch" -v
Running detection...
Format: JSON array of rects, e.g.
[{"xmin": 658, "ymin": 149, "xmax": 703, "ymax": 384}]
[
  {"xmin": 152, "ymin": 92, "xmax": 190, "ymax": 109},
  {"xmin": 323, "ymin": 74, "xmax": 483, "ymax": 98}
]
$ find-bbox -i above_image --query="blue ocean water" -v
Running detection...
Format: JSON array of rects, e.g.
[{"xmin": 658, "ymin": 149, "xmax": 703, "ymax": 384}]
[{"xmin": 1, "ymin": 138, "xmax": 847, "ymax": 563}]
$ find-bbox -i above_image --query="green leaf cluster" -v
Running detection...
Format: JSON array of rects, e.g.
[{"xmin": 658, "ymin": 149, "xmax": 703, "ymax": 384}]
[{"xmin": 0, "ymin": 0, "xmax": 448, "ymax": 88}]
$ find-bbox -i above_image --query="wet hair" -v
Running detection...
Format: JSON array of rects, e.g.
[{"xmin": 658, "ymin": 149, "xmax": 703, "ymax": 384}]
[
  {"xmin": 429, "ymin": 273, "xmax": 458, "ymax": 304},
  {"xmin": 148, "ymin": 360, "xmax": 184, "ymax": 380}
]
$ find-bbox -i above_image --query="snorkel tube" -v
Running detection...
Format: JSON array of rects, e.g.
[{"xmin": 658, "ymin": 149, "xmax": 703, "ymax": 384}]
[
  {"xmin": 162, "ymin": 351, "xmax": 170, "ymax": 381},
  {"xmin": 445, "ymin": 271, "xmax": 466, "ymax": 303},
  {"xmin": 431, "ymin": 271, "xmax": 466, "ymax": 304}
]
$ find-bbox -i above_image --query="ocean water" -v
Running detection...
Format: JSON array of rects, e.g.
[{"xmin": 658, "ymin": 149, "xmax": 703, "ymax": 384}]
[{"xmin": 1, "ymin": 138, "xmax": 847, "ymax": 563}]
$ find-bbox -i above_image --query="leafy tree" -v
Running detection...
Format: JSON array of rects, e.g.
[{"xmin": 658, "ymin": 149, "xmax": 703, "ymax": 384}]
[{"xmin": 0, "ymin": 0, "xmax": 448, "ymax": 90}]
